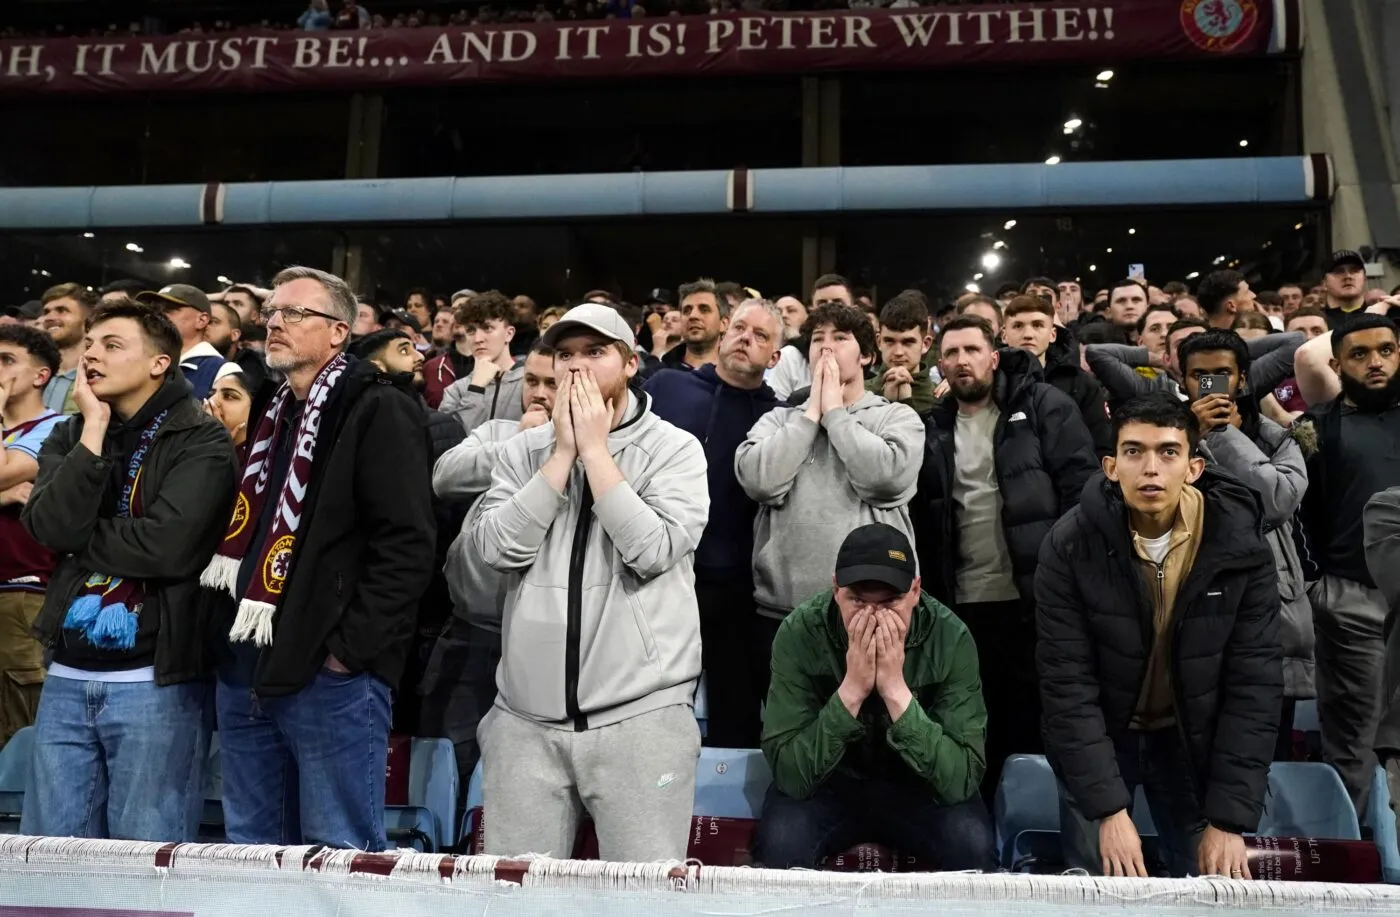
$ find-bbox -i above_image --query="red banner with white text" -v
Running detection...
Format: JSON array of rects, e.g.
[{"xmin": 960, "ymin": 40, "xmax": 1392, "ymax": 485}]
[{"xmin": 0, "ymin": 0, "xmax": 1285, "ymax": 97}]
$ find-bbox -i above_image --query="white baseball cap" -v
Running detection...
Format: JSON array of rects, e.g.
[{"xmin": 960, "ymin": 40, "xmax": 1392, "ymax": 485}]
[{"xmin": 540, "ymin": 302, "xmax": 636, "ymax": 349}]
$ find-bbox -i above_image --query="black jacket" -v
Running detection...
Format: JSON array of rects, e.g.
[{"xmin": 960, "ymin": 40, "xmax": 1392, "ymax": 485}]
[
  {"xmin": 210, "ymin": 358, "xmax": 437, "ymax": 696},
  {"xmin": 1042, "ymin": 336, "xmax": 1114, "ymax": 459},
  {"xmin": 638, "ymin": 343, "xmax": 697, "ymax": 380},
  {"xmin": 914, "ymin": 348, "xmax": 1098, "ymax": 605},
  {"xmin": 1035, "ymin": 468, "xmax": 1283, "ymax": 833},
  {"xmin": 24, "ymin": 375, "xmax": 238, "ymax": 685}
]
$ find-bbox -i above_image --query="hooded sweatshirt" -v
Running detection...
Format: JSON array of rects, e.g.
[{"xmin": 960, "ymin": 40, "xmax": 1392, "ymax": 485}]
[
  {"xmin": 440, "ymin": 358, "xmax": 523, "ymax": 435},
  {"xmin": 470, "ymin": 390, "xmax": 708, "ymax": 729},
  {"xmin": 736, "ymin": 391, "xmax": 924, "ymax": 618},
  {"xmin": 433, "ymin": 418, "xmax": 519, "ymax": 633},
  {"xmin": 865, "ymin": 363, "xmax": 937, "ymax": 414},
  {"xmin": 644, "ymin": 363, "xmax": 778, "ymax": 577}
]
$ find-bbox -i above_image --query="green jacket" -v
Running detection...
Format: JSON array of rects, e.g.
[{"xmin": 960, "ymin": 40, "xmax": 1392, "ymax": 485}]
[
  {"xmin": 761, "ymin": 588, "xmax": 987, "ymax": 803},
  {"xmin": 865, "ymin": 364, "xmax": 937, "ymax": 414}
]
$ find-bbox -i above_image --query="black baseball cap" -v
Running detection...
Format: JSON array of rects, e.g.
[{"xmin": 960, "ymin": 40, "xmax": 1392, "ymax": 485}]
[
  {"xmin": 645, "ymin": 288, "xmax": 672, "ymax": 306},
  {"xmin": 834, "ymin": 523, "xmax": 916, "ymax": 594},
  {"xmin": 137, "ymin": 283, "xmax": 211, "ymax": 314},
  {"xmin": 1326, "ymin": 250, "xmax": 1365, "ymax": 273},
  {"xmin": 17, "ymin": 300, "xmax": 42, "ymax": 320},
  {"xmin": 386, "ymin": 309, "xmax": 422, "ymax": 334}
]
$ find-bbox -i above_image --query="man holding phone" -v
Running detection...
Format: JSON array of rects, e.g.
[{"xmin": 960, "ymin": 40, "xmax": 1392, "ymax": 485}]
[{"xmin": 1177, "ymin": 330, "xmax": 1312, "ymax": 753}]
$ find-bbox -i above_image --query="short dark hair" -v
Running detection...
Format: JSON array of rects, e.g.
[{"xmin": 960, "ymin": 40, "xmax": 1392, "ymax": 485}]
[
  {"xmin": 1137, "ymin": 305, "xmax": 1179, "ymax": 334},
  {"xmin": 456, "ymin": 290, "xmax": 513, "ymax": 327},
  {"xmin": 528, "ymin": 340, "xmax": 555, "ymax": 359},
  {"xmin": 1161, "ymin": 281, "xmax": 1190, "ymax": 297},
  {"xmin": 0, "ymin": 323, "xmax": 61, "ymax": 378},
  {"xmin": 1113, "ymin": 392, "xmax": 1201, "ymax": 452},
  {"xmin": 714, "ymin": 281, "xmax": 745, "ymax": 307},
  {"xmin": 937, "ymin": 313, "xmax": 997, "ymax": 351},
  {"xmin": 1196, "ymin": 270, "xmax": 1245, "ymax": 317},
  {"xmin": 1110, "ymin": 279, "xmax": 1149, "ymax": 302},
  {"xmin": 1256, "ymin": 290, "xmax": 1284, "ymax": 308},
  {"xmin": 608, "ymin": 300, "xmax": 645, "ymax": 330},
  {"xmin": 802, "ymin": 303, "xmax": 877, "ymax": 359},
  {"xmin": 1232, "ymin": 311, "xmax": 1273, "ymax": 333},
  {"xmin": 994, "ymin": 282, "xmax": 1020, "ymax": 300},
  {"xmin": 86, "ymin": 297, "xmax": 181, "ymax": 368},
  {"xmin": 1166, "ymin": 318, "xmax": 1209, "ymax": 352},
  {"xmin": 349, "ymin": 327, "xmax": 411, "ymax": 362},
  {"xmin": 1333, "ymin": 314, "xmax": 1399, "ymax": 357},
  {"xmin": 1021, "ymin": 277, "xmax": 1057, "ymax": 302},
  {"xmin": 212, "ymin": 301, "xmax": 242, "ymax": 332},
  {"xmin": 877, "ymin": 293, "xmax": 929, "ymax": 333},
  {"xmin": 1004, "ymin": 294, "xmax": 1055, "ymax": 321},
  {"xmin": 241, "ymin": 322, "xmax": 267, "ymax": 344},
  {"xmin": 224, "ymin": 284, "xmax": 263, "ymax": 305},
  {"xmin": 582, "ymin": 289, "xmax": 614, "ymax": 304},
  {"xmin": 405, "ymin": 286, "xmax": 433, "ymax": 305},
  {"xmin": 956, "ymin": 293, "xmax": 1001, "ymax": 316},
  {"xmin": 1176, "ymin": 328, "xmax": 1252, "ymax": 377},
  {"xmin": 812, "ymin": 274, "xmax": 852, "ymax": 297}
]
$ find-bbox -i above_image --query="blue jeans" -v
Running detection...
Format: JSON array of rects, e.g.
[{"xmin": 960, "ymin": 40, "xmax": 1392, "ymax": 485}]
[
  {"xmin": 21, "ymin": 675, "xmax": 210, "ymax": 841},
  {"xmin": 215, "ymin": 668, "xmax": 392, "ymax": 850},
  {"xmin": 752, "ymin": 774, "xmax": 996, "ymax": 870},
  {"xmin": 1058, "ymin": 729, "xmax": 1208, "ymax": 877}
]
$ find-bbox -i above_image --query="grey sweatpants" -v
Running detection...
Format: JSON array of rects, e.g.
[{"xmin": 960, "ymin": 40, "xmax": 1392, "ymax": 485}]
[
  {"xmin": 1311, "ymin": 574, "xmax": 1387, "ymax": 812},
  {"xmin": 479, "ymin": 703, "xmax": 700, "ymax": 862}
]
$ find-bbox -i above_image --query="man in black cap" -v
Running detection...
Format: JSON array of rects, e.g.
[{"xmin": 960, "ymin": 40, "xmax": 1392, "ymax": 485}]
[
  {"xmin": 137, "ymin": 284, "xmax": 227, "ymax": 400},
  {"xmin": 1323, "ymin": 250, "xmax": 1368, "ymax": 329},
  {"xmin": 754, "ymin": 522, "xmax": 994, "ymax": 870}
]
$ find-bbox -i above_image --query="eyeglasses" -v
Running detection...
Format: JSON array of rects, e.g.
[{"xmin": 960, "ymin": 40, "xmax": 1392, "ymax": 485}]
[{"xmin": 259, "ymin": 305, "xmax": 342, "ymax": 324}]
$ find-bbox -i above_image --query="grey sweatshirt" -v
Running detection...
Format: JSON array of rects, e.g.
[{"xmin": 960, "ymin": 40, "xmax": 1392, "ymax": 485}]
[
  {"xmin": 470, "ymin": 391, "xmax": 709, "ymax": 729},
  {"xmin": 735, "ymin": 391, "xmax": 924, "ymax": 618},
  {"xmin": 1201, "ymin": 419, "xmax": 1313, "ymax": 698},
  {"xmin": 433, "ymin": 418, "xmax": 521, "ymax": 633},
  {"xmin": 439, "ymin": 360, "xmax": 524, "ymax": 435}
]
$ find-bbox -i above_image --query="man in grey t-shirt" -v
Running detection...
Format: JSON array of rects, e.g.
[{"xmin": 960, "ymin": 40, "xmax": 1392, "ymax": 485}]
[{"xmin": 915, "ymin": 315, "xmax": 1098, "ymax": 797}]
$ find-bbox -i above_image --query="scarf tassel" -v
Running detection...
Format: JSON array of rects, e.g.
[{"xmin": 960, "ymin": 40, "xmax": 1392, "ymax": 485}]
[
  {"xmin": 90, "ymin": 602, "xmax": 138, "ymax": 651},
  {"xmin": 200, "ymin": 553, "xmax": 241, "ymax": 598},
  {"xmin": 63, "ymin": 594, "xmax": 104, "ymax": 632},
  {"xmin": 229, "ymin": 598, "xmax": 277, "ymax": 647}
]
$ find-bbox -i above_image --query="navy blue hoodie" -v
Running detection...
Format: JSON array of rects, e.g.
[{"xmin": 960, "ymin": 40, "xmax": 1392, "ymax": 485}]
[{"xmin": 643, "ymin": 363, "xmax": 778, "ymax": 577}]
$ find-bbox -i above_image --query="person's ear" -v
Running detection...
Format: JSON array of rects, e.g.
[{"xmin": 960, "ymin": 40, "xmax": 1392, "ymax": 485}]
[
  {"xmin": 1329, "ymin": 357, "xmax": 1340, "ymax": 376},
  {"xmin": 1186, "ymin": 454, "xmax": 1206, "ymax": 483},
  {"xmin": 1049, "ymin": 326, "xmax": 1058, "ymax": 344},
  {"xmin": 989, "ymin": 348, "xmax": 1000, "ymax": 372},
  {"xmin": 1103, "ymin": 454, "xmax": 1119, "ymax": 481},
  {"xmin": 503, "ymin": 323, "xmax": 516, "ymax": 343}
]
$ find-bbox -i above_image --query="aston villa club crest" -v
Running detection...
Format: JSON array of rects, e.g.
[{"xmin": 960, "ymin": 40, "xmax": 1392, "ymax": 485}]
[
  {"xmin": 262, "ymin": 534, "xmax": 296, "ymax": 595},
  {"xmin": 1181, "ymin": 0, "xmax": 1260, "ymax": 52},
  {"xmin": 226, "ymin": 492, "xmax": 251, "ymax": 541}
]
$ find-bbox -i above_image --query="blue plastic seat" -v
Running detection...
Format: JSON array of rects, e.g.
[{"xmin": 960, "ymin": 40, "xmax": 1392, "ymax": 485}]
[
  {"xmin": 1258, "ymin": 762, "xmax": 1359, "ymax": 839},
  {"xmin": 693, "ymin": 747, "xmax": 770, "ymax": 819},
  {"xmin": 0, "ymin": 727, "xmax": 34, "ymax": 833},
  {"xmin": 1367, "ymin": 766, "xmax": 1400, "ymax": 883},
  {"xmin": 384, "ymin": 737, "xmax": 459, "ymax": 851}
]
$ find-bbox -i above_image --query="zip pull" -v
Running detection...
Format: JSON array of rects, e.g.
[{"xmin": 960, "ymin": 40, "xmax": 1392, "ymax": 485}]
[{"xmin": 1156, "ymin": 565, "xmax": 1165, "ymax": 581}]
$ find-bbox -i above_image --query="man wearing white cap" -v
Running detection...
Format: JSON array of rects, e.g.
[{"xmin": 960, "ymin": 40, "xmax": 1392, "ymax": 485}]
[{"xmin": 471, "ymin": 302, "xmax": 709, "ymax": 862}]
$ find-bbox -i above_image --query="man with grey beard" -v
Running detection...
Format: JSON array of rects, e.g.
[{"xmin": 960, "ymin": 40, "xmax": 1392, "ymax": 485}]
[
  {"xmin": 200, "ymin": 265, "xmax": 434, "ymax": 851},
  {"xmin": 646, "ymin": 299, "xmax": 785, "ymax": 747}
]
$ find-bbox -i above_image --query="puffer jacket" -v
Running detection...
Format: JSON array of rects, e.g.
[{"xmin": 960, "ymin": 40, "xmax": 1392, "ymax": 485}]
[
  {"xmin": 470, "ymin": 390, "xmax": 708, "ymax": 730},
  {"xmin": 1199, "ymin": 416, "xmax": 1314, "ymax": 698},
  {"xmin": 1042, "ymin": 335, "xmax": 1114, "ymax": 458},
  {"xmin": 914, "ymin": 348, "xmax": 1099, "ymax": 605},
  {"xmin": 1035, "ymin": 468, "xmax": 1283, "ymax": 833}
]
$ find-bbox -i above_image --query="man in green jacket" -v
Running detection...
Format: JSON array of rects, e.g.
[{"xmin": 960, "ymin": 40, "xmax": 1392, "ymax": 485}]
[{"xmin": 753, "ymin": 523, "xmax": 995, "ymax": 869}]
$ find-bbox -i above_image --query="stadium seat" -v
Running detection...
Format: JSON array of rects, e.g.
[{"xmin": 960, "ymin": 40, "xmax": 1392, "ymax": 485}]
[
  {"xmin": 1259, "ymin": 762, "xmax": 1359, "ymax": 839},
  {"xmin": 0, "ymin": 727, "xmax": 33, "ymax": 833},
  {"xmin": 993, "ymin": 755, "xmax": 1056, "ymax": 868},
  {"xmin": 693, "ymin": 747, "xmax": 770, "ymax": 819},
  {"xmin": 1293, "ymin": 699, "xmax": 1320, "ymax": 733},
  {"xmin": 1367, "ymin": 766, "xmax": 1400, "ymax": 883},
  {"xmin": 384, "ymin": 737, "xmax": 458, "ymax": 852}
]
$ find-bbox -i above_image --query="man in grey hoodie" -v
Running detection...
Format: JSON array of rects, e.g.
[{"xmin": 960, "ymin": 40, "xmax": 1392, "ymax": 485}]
[
  {"xmin": 736, "ymin": 303, "xmax": 924, "ymax": 698},
  {"xmin": 470, "ymin": 303, "xmax": 708, "ymax": 863},
  {"xmin": 421, "ymin": 341, "xmax": 558, "ymax": 786},
  {"xmin": 439, "ymin": 290, "xmax": 522, "ymax": 435}
]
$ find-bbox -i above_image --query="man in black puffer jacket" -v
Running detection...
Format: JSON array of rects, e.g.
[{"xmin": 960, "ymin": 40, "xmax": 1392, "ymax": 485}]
[
  {"xmin": 914, "ymin": 315, "xmax": 1097, "ymax": 797},
  {"xmin": 1037, "ymin": 393, "xmax": 1281, "ymax": 879}
]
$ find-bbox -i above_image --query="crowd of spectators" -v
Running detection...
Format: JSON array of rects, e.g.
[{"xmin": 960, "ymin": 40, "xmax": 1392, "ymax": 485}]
[{"xmin": 3, "ymin": 255, "xmax": 1400, "ymax": 878}]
